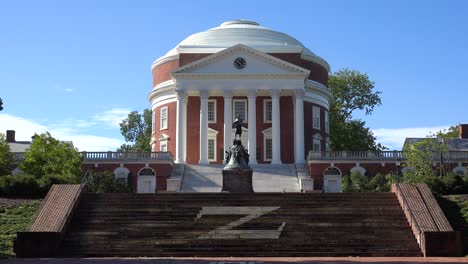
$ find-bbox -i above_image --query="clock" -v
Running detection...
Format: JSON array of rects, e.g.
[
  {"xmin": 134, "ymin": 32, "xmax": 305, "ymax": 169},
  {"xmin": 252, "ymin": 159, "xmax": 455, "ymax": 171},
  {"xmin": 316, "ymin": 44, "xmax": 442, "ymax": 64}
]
[{"xmin": 234, "ymin": 57, "xmax": 246, "ymax": 69}]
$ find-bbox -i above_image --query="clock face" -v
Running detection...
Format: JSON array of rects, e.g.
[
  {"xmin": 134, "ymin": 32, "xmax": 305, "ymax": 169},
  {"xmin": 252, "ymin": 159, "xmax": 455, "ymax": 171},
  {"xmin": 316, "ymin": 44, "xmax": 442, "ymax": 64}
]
[{"xmin": 234, "ymin": 57, "xmax": 246, "ymax": 69}]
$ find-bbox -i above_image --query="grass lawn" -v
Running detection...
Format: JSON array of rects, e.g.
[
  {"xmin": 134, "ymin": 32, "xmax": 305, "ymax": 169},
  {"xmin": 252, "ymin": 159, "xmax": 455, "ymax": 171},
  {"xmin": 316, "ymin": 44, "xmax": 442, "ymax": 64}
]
[{"xmin": 0, "ymin": 199, "xmax": 40, "ymax": 258}]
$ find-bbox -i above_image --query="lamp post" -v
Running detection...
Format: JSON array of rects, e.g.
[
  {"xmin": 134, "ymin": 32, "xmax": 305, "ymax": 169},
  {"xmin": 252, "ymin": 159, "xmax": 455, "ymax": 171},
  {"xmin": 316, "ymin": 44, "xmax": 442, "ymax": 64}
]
[{"xmin": 437, "ymin": 137, "xmax": 444, "ymax": 177}]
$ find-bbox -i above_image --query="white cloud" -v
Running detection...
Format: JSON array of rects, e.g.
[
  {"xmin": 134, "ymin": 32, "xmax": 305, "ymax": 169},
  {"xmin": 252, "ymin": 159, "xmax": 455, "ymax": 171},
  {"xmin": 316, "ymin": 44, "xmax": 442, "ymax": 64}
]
[
  {"xmin": 373, "ymin": 125, "xmax": 451, "ymax": 150},
  {"xmin": 0, "ymin": 114, "xmax": 123, "ymax": 151},
  {"xmin": 94, "ymin": 108, "xmax": 131, "ymax": 128},
  {"xmin": 64, "ymin": 88, "xmax": 73, "ymax": 92}
]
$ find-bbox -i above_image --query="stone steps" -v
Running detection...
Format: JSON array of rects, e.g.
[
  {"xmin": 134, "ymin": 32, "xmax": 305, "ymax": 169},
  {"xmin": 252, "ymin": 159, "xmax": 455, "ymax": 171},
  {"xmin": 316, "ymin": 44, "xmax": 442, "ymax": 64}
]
[{"xmin": 59, "ymin": 192, "xmax": 421, "ymax": 257}]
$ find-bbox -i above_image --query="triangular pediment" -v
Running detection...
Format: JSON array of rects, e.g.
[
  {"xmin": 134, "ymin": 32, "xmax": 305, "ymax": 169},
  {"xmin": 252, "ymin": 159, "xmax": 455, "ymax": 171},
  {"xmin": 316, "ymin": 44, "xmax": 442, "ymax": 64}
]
[{"xmin": 171, "ymin": 44, "xmax": 310, "ymax": 78}]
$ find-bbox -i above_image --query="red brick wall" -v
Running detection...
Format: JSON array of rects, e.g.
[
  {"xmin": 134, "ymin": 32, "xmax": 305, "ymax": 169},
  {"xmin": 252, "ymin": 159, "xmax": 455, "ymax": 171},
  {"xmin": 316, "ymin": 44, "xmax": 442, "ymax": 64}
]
[
  {"xmin": 280, "ymin": 96, "xmax": 294, "ymax": 163},
  {"xmin": 151, "ymin": 53, "xmax": 329, "ymax": 88},
  {"xmin": 153, "ymin": 102, "xmax": 177, "ymax": 156},
  {"xmin": 186, "ymin": 96, "xmax": 201, "ymax": 164},
  {"xmin": 304, "ymin": 101, "xmax": 329, "ymax": 152},
  {"xmin": 152, "ymin": 60, "xmax": 179, "ymax": 87},
  {"xmin": 179, "ymin": 53, "xmax": 211, "ymax": 67},
  {"xmin": 81, "ymin": 163, "xmax": 173, "ymax": 192}
]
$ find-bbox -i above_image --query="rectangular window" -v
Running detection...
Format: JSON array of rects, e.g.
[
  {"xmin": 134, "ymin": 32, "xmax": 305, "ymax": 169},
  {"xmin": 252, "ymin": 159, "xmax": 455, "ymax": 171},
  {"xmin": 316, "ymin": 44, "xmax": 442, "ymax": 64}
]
[
  {"xmin": 325, "ymin": 110, "xmax": 329, "ymax": 133},
  {"xmin": 152, "ymin": 111, "xmax": 156, "ymax": 133},
  {"xmin": 233, "ymin": 99, "xmax": 247, "ymax": 122},
  {"xmin": 160, "ymin": 106, "xmax": 168, "ymax": 130},
  {"xmin": 208, "ymin": 138, "xmax": 216, "ymax": 161},
  {"xmin": 208, "ymin": 99, "xmax": 216, "ymax": 123},
  {"xmin": 160, "ymin": 141, "xmax": 168, "ymax": 152},
  {"xmin": 265, "ymin": 137, "xmax": 272, "ymax": 161},
  {"xmin": 313, "ymin": 106, "xmax": 321, "ymax": 130},
  {"xmin": 264, "ymin": 99, "xmax": 272, "ymax": 123},
  {"xmin": 313, "ymin": 139, "xmax": 321, "ymax": 152}
]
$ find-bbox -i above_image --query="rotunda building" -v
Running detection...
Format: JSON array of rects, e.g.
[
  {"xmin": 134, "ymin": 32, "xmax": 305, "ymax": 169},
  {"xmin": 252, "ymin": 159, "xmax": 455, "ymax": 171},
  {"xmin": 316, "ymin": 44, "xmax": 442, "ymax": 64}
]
[{"xmin": 148, "ymin": 20, "xmax": 332, "ymax": 165}]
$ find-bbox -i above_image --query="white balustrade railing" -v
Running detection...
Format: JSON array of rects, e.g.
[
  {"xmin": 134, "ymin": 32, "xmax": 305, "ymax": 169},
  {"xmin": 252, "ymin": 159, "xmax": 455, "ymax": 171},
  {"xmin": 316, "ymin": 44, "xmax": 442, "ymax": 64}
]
[
  {"xmin": 12, "ymin": 151, "xmax": 173, "ymax": 162},
  {"xmin": 308, "ymin": 150, "xmax": 468, "ymax": 162}
]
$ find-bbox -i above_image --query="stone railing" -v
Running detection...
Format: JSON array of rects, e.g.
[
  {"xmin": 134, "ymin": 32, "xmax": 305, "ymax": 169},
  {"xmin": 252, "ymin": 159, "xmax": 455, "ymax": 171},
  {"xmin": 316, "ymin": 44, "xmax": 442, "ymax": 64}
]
[
  {"xmin": 308, "ymin": 150, "xmax": 468, "ymax": 162},
  {"xmin": 12, "ymin": 151, "xmax": 173, "ymax": 163}
]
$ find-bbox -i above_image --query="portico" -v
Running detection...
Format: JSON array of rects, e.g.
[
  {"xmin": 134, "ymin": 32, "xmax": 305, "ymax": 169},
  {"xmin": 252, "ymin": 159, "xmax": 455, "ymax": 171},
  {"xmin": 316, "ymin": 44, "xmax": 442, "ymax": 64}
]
[{"xmin": 170, "ymin": 45, "xmax": 312, "ymax": 165}]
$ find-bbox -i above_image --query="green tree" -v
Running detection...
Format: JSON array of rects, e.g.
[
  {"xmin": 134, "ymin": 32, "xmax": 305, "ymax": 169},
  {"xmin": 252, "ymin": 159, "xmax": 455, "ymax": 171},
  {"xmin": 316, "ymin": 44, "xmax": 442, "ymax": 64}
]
[
  {"xmin": 0, "ymin": 133, "xmax": 14, "ymax": 176},
  {"xmin": 19, "ymin": 132, "xmax": 82, "ymax": 182},
  {"xmin": 118, "ymin": 109, "xmax": 152, "ymax": 152},
  {"xmin": 328, "ymin": 68, "xmax": 384, "ymax": 151}
]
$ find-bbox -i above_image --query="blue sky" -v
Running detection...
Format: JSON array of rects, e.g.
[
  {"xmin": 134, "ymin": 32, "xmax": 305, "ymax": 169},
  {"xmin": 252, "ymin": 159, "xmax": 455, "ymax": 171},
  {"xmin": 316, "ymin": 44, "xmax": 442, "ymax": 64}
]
[{"xmin": 1, "ymin": 0, "xmax": 467, "ymax": 151}]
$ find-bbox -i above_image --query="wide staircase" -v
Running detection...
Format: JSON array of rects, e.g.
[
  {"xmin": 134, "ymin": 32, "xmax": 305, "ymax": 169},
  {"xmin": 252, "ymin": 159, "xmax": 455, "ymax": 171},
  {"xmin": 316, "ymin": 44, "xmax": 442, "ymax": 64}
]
[{"xmin": 58, "ymin": 192, "xmax": 421, "ymax": 257}]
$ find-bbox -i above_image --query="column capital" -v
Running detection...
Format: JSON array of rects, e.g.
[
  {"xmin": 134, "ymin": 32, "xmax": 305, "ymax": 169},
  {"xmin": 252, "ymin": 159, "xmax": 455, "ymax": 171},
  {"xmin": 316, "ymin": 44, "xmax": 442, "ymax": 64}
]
[
  {"xmin": 199, "ymin": 90, "xmax": 209, "ymax": 99},
  {"xmin": 223, "ymin": 90, "xmax": 233, "ymax": 99},
  {"xmin": 294, "ymin": 89, "xmax": 306, "ymax": 98},
  {"xmin": 271, "ymin": 90, "xmax": 282, "ymax": 98},
  {"xmin": 175, "ymin": 90, "xmax": 187, "ymax": 101},
  {"xmin": 247, "ymin": 89, "xmax": 258, "ymax": 98}
]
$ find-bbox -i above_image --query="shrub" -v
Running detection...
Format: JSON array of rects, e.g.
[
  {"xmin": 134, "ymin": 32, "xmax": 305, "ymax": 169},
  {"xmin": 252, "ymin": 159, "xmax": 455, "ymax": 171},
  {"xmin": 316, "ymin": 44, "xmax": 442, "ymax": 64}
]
[
  {"xmin": 0, "ymin": 174, "xmax": 41, "ymax": 198},
  {"xmin": 85, "ymin": 171, "xmax": 131, "ymax": 193},
  {"xmin": 342, "ymin": 172, "xmax": 395, "ymax": 192}
]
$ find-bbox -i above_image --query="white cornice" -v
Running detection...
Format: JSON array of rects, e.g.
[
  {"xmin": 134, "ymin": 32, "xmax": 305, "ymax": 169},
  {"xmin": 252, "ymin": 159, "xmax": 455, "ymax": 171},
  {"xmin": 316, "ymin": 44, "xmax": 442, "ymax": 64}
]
[
  {"xmin": 301, "ymin": 53, "xmax": 330, "ymax": 72},
  {"xmin": 151, "ymin": 54, "xmax": 179, "ymax": 72},
  {"xmin": 172, "ymin": 73, "xmax": 308, "ymax": 80},
  {"xmin": 171, "ymin": 44, "xmax": 310, "ymax": 77}
]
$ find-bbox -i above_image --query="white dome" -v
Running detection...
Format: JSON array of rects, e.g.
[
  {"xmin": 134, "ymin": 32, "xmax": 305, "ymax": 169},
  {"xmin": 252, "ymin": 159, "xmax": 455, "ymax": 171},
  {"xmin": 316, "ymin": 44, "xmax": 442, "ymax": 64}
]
[{"xmin": 153, "ymin": 20, "xmax": 329, "ymax": 71}]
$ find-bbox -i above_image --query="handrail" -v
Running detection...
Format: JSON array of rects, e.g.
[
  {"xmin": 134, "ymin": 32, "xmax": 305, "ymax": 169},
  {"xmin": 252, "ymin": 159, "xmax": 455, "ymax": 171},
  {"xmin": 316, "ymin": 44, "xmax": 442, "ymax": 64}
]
[{"xmin": 394, "ymin": 184, "xmax": 423, "ymax": 248}]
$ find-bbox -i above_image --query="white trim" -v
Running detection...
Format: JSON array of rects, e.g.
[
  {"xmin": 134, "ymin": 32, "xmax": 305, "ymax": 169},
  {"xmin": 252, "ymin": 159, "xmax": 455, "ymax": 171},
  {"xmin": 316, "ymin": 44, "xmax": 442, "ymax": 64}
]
[
  {"xmin": 313, "ymin": 106, "xmax": 321, "ymax": 130},
  {"xmin": 263, "ymin": 99, "xmax": 272, "ymax": 123},
  {"xmin": 207, "ymin": 128, "xmax": 219, "ymax": 162},
  {"xmin": 160, "ymin": 106, "xmax": 168, "ymax": 130},
  {"xmin": 160, "ymin": 141, "xmax": 168, "ymax": 152},
  {"xmin": 172, "ymin": 44, "xmax": 310, "ymax": 77},
  {"xmin": 151, "ymin": 53, "xmax": 179, "ymax": 71},
  {"xmin": 232, "ymin": 99, "xmax": 248, "ymax": 123},
  {"xmin": 113, "ymin": 167, "xmax": 130, "ymax": 180},
  {"xmin": 208, "ymin": 99, "xmax": 217, "ymax": 123},
  {"xmin": 262, "ymin": 128, "xmax": 273, "ymax": 162}
]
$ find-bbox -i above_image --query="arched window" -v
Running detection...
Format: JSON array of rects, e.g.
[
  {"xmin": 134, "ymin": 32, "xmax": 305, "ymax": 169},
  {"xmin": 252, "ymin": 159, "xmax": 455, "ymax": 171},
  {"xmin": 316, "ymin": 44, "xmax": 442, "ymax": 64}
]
[
  {"xmin": 350, "ymin": 166, "xmax": 366, "ymax": 176},
  {"xmin": 137, "ymin": 167, "xmax": 156, "ymax": 193},
  {"xmin": 453, "ymin": 166, "xmax": 467, "ymax": 177},
  {"xmin": 113, "ymin": 167, "xmax": 130, "ymax": 183},
  {"xmin": 323, "ymin": 166, "xmax": 342, "ymax": 193},
  {"xmin": 138, "ymin": 167, "xmax": 156, "ymax": 176}
]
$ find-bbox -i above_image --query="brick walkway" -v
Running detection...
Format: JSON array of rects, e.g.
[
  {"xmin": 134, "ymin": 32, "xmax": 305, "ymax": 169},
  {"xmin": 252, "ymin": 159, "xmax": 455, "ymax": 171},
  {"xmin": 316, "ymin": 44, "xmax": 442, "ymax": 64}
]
[{"xmin": 2, "ymin": 257, "xmax": 468, "ymax": 264}]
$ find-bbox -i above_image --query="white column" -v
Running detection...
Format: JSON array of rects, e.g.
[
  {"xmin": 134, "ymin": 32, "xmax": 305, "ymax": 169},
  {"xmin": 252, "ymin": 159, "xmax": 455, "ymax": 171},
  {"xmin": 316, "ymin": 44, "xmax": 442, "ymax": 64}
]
[
  {"xmin": 294, "ymin": 89, "xmax": 305, "ymax": 164},
  {"xmin": 182, "ymin": 94, "xmax": 188, "ymax": 162},
  {"xmin": 271, "ymin": 90, "xmax": 282, "ymax": 164},
  {"xmin": 199, "ymin": 90, "xmax": 209, "ymax": 164},
  {"xmin": 175, "ymin": 90, "xmax": 187, "ymax": 163},
  {"xmin": 223, "ymin": 90, "xmax": 233, "ymax": 163},
  {"xmin": 247, "ymin": 90, "xmax": 257, "ymax": 164}
]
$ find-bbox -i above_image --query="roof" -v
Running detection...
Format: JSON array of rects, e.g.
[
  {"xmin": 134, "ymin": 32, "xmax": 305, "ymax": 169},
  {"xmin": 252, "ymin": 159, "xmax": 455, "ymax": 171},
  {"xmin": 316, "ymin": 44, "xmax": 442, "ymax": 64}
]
[
  {"xmin": 403, "ymin": 137, "xmax": 468, "ymax": 151},
  {"xmin": 152, "ymin": 19, "xmax": 329, "ymax": 71},
  {"xmin": 8, "ymin": 142, "xmax": 31, "ymax": 152}
]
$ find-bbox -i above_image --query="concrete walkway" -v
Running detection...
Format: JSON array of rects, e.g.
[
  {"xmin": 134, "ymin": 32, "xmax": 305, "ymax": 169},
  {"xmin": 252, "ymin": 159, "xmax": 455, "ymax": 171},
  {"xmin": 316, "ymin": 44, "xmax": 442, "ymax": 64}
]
[
  {"xmin": 3, "ymin": 257, "xmax": 467, "ymax": 264},
  {"xmin": 180, "ymin": 164, "xmax": 300, "ymax": 192}
]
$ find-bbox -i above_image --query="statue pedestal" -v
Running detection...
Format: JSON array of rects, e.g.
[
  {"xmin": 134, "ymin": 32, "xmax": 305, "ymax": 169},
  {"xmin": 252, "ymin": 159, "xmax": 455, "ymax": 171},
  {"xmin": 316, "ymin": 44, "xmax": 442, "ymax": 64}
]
[{"xmin": 221, "ymin": 169, "xmax": 254, "ymax": 193}]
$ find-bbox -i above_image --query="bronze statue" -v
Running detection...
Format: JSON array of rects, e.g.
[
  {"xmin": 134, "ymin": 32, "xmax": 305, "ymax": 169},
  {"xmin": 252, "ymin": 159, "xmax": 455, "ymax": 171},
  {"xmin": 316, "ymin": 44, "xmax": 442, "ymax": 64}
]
[{"xmin": 233, "ymin": 115, "xmax": 243, "ymax": 142}]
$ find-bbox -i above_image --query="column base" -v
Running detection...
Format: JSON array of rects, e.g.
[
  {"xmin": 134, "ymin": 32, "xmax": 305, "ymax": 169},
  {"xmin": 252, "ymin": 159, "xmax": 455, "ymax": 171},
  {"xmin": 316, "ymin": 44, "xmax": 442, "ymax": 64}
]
[
  {"xmin": 294, "ymin": 159, "xmax": 306, "ymax": 165},
  {"xmin": 174, "ymin": 159, "xmax": 185, "ymax": 164},
  {"xmin": 199, "ymin": 160, "xmax": 209, "ymax": 165},
  {"xmin": 271, "ymin": 160, "xmax": 282, "ymax": 165}
]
